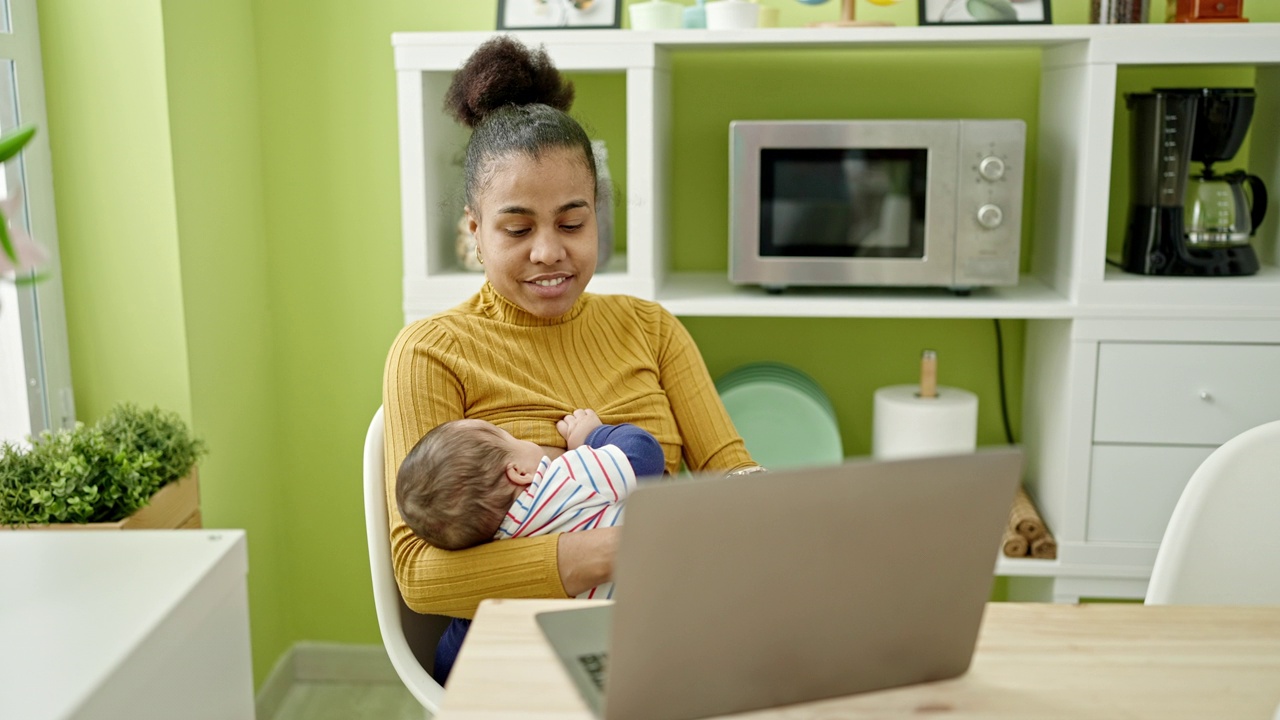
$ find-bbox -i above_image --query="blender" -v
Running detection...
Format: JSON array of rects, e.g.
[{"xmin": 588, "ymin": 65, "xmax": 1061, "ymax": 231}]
[{"xmin": 1122, "ymin": 87, "xmax": 1267, "ymax": 276}]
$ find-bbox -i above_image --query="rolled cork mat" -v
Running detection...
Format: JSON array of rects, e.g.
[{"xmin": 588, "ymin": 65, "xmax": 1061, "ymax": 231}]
[
  {"xmin": 1010, "ymin": 485, "xmax": 1046, "ymax": 541},
  {"xmin": 1031, "ymin": 535, "xmax": 1057, "ymax": 560},
  {"xmin": 1001, "ymin": 525, "xmax": 1029, "ymax": 558}
]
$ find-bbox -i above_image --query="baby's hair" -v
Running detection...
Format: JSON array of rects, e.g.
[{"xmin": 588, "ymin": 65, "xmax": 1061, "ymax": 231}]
[
  {"xmin": 442, "ymin": 35, "xmax": 596, "ymax": 210},
  {"xmin": 396, "ymin": 420, "xmax": 515, "ymax": 550}
]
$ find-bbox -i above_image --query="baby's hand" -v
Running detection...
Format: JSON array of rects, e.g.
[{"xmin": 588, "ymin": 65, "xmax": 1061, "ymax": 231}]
[{"xmin": 557, "ymin": 408, "xmax": 603, "ymax": 449}]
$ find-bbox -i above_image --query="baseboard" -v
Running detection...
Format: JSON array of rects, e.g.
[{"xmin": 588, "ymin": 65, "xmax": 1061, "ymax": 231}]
[
  {"xmin": 255, "ymin": 646, "xmax": 298, "ymax": 720},
  {"xmin": 255, "ymin": 642, "xmax": 401, "ymax": 719},
  {"xmin": 292, "ymin": 642, "xmax": 401, "ymax": 684}
]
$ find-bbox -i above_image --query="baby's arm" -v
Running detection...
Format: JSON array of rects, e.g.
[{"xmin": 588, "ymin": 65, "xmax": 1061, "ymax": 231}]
[
  {"xmin": 557, "ymin": 408, "xmax": 603, "ymax": 449},
  {"xmin": 584, "ymin": 423, "xmax": 666, "ymax": 479}
]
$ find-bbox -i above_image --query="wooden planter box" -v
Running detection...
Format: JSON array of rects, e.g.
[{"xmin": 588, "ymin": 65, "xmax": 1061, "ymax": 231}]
[{"xmin": 2, "ymin": 468, "xmax": 201, "ymax": 530}]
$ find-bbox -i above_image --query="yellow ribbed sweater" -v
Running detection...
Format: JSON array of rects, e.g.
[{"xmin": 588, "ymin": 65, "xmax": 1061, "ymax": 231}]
[{"xmin": 383, "ymin": 283, "xmax": 755, "ymax": 618}]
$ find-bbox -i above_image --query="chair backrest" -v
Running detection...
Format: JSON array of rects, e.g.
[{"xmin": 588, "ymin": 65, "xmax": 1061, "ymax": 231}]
[
  {"xmin": 1146, "ymin": 419, "xmax": 1280, "ymax": 605},
  {"xmin": 363, "ymin": 405, "xmax": 449, "ymax": 712}
]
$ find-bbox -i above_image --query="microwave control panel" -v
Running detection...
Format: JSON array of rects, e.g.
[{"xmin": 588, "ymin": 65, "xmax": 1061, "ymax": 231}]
[{"xmin": 954, "ymin": 120, "xmax": 1026, "ymax": 287}]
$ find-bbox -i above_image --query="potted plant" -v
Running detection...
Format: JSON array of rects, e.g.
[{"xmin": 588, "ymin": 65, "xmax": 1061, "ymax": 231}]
[{"xmin": 0, "ymin": 404, "xmax": 206, "ymax": 529}]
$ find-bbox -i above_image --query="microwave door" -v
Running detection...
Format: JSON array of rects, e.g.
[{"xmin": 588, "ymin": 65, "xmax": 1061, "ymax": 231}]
[{"xmin": 751, "ymin": 146, "xmax": 957, "ymax": 288}]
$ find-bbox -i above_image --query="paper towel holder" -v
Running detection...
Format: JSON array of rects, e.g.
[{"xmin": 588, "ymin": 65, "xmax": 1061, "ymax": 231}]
[{"xmin": 918, "ymin": 349, "xmax": 937, "ymax": 399}]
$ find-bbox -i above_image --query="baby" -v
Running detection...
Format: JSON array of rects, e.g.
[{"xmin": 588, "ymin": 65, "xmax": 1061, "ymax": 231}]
[{"xmin": 395, "ymin": 409, "xmax": 664, "ymax": 599}]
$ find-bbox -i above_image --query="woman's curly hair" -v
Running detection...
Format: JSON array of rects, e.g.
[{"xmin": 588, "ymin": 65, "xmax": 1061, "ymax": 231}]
[{"xmin": 443, "ymin": 35, "xmax": 596, "ymax": 210}]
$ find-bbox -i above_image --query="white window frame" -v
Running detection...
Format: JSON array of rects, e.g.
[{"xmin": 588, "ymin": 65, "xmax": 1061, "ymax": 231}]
[{"xmin": 0, "ymin": 0, "xmax": 73, "ymax": 444}]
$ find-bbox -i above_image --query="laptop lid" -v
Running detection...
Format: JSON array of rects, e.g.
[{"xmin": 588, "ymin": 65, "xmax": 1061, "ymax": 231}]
[{"xmin": 591, "ymin": 448, "xmax": 1023, "ymax": 720}]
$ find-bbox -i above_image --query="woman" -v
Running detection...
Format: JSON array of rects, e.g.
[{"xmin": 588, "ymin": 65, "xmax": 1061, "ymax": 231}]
[{"xmin": 382, "ymin": 35, "xmax": 762, "ymax": 680}]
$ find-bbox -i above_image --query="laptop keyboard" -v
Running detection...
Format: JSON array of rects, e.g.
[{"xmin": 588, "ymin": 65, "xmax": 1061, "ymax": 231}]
[{"xmin": 576, "ymin": 652, "xmax": 609, "ymax": 690}]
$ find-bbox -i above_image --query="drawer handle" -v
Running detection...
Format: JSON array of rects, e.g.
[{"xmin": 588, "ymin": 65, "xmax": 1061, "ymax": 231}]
[{"xmin": 1199, "ymin": 390, "xmax": 1213, "ymax": 402}]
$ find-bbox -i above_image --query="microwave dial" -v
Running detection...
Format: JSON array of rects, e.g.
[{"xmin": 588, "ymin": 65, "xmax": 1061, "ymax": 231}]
[
  {"xmin": 977, "ymin": 203, "xmax": 1004, "ymax": 229},
  {"xmin": 978, "ymin": 156, "xmax": 1006, "ymax": 181}
]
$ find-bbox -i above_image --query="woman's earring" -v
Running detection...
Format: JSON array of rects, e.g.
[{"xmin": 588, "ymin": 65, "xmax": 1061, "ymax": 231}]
[{"xmin": 475, "ymin": 243, "xmax": 484, "ymax": 266}]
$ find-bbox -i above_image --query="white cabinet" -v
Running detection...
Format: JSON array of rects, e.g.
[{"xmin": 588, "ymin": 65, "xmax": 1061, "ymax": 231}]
[
  {"xmin": 0, "ymin": 531, "xmax": 254, "ymax": 720},
  {"xmin": 393, "ymin": 25, "xmax": 1280, "ymax": 601},
  {"xmin": 1022, "ymin": 319, "xmax": 1280, "ymax": 602},
  {"xmin": 1085, "ymin": 342, "xmax": 1280, "ymax": 545}
]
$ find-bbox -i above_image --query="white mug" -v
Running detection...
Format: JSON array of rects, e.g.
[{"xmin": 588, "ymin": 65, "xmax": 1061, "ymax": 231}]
[
  {"xmin": 629, "ymin": 0, "xmax": 686, "ymax": 29},
  {"xmin": 705, "ymin": 0, "xmax": 760, "ymax": 29}
]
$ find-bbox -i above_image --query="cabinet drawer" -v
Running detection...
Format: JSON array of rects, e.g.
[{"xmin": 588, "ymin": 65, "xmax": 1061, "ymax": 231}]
[
  {"xmin": 1093, "ymin": 343, "xmax": 1280, "ymax": 445},
  {"xmin": 1087, "ymin": 444, "xmax": 1215, "ymax": 544}
]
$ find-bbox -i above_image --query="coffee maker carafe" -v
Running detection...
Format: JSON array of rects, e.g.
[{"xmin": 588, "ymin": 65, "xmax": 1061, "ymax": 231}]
[
  {"xmin": 1122, "ymin": 87, "xmax": 1267, "ymax": 276},
  {"xmin": 1186, "ymin": 170, "xmax": 1268, "ymax": 247}
]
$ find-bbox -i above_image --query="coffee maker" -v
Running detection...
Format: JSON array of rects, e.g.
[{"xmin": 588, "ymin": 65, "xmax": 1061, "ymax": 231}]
[{"xmin": 1122, "ymin": 87, "xmax": 1268, "ymax": 276}]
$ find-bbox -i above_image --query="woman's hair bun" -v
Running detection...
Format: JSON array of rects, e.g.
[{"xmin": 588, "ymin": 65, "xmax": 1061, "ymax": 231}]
[{"xmin": 444, "ymin": 36, "xmax": 575, "ymax": 129}]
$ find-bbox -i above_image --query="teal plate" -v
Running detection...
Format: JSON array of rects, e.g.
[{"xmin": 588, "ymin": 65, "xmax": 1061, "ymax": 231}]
[{"xmin": 718, "ymin": 380, "xmax": 843, "ymax": 470}]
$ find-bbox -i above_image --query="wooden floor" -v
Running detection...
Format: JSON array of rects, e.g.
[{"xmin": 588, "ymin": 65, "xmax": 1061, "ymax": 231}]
[{"xmin": 267, "ymin": 680, "xmax": 427, "ymax": 720}]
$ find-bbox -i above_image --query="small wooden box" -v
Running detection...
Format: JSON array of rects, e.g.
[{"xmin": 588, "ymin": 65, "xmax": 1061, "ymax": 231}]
[{"xmin": 3, "ymin": 468, "xmax": 202, "ymax": 530}]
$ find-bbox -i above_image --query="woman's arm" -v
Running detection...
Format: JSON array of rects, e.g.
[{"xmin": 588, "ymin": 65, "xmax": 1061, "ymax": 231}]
[
  {"xmin": 649, "ymin": 306, "xmax": 759, "ymax": 473},
  {"xmin": 383, "ymin": 320, "xmax": 576, "ymax": 617},
  {"xmin": 557, "ymin": 526, "xmax": 620, "ymax": 596}
]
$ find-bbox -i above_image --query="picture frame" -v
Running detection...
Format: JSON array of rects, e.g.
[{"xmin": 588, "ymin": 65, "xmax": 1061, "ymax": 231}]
[
  {"xmin": 497, "ymin": 0, "xmax": 623, "ymax": 30},
  {"xmin": 919, "ymin": 0, "xmax": 1052, "ymax": 25}
]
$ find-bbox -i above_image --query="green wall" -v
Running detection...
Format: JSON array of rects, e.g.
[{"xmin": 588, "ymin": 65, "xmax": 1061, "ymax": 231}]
[
  {"xmin": 38, "ymin": 0, "xmax": 291, "ymax": 685},
  {"xmin": 160, "ymin": 0, "xmax": 291, "ymax": 685},
  {"xmin": 37, "ymin": 0, "xmax": 1280, "ymax": 689},
  {"xmin": 38, "ymin": 0, "xmax": 192, "ymax": 419}
]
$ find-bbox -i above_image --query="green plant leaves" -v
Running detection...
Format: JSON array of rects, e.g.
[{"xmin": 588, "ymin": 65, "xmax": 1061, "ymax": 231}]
[
  {"xmin": 967, "ymin": 0, "xmax": 1017, "ymax": 21},
  {"xmin": 0, "ymin": 216, "xmax": 14, "ymax": 264},
  {"xmin": 0, "ymin": 124, "xmax": 35, "ymax": 163},
  {"xmin": 0, "ymin": 404, "xmax": 205, "ymax": 525},
  {"xmin": 0, "ymin": 124, "xmax": 35, "ymax": 266}
]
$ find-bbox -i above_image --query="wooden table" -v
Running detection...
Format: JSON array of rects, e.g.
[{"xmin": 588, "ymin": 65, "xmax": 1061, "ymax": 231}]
[
  {"xmin": 440, "ymin": 598, "xmax": 1280, "ymax": 719},
  {"xmin": 0, "ymin": 530, "xmax": 255, "ymax": 720}
]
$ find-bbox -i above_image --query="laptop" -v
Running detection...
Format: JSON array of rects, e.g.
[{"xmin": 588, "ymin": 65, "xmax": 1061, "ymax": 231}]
[{"xmin": 535, "ymin": 447, "xmax": 1024, "ymax": 720}]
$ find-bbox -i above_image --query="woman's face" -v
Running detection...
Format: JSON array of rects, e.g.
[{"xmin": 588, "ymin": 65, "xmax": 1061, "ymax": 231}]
[{"xmin": 467, "ymin": 146, "xmax": 598, "ymax": 318}]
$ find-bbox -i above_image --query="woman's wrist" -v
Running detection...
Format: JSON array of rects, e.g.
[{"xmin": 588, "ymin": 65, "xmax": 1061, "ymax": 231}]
[{"xmin": 555, "ymin": 526, "xmax": 620, "ymax": 597}]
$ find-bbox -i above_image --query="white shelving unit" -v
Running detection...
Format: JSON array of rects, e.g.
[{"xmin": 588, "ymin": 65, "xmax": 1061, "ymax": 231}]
[{"xmin": 393, "ymin": 24, "xmax": 1280, "ymax": 602}]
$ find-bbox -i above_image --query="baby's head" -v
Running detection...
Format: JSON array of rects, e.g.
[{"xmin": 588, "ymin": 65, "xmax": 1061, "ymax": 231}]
[{"xmin": 396, "ymin": 419, "xmax": 544, "ymax": 550}]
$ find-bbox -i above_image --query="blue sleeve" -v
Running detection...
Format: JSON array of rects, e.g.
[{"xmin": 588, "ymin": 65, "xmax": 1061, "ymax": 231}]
[{"xmin": 584, "ymin": 424, "xmax": 665, "ymax": 480}]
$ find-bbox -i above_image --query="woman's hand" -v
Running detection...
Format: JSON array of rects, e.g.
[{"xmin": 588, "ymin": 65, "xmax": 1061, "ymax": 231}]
[
  {"xmin": 557, "ymin": 408, "xmax": 603, "ymax": 449},
  {"xmin": 556, "ymin": 526, "xmax": 620, "ymax": 596}
]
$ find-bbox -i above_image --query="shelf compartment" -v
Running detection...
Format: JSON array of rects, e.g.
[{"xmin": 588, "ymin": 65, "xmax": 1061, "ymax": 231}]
[
  {"xmin": 1076, "ymin": 265, "xmax": 1280, "ymax": 318},
  {"xmin": 658, "ymin": 272, "xmax": 1071, "ymax": 319},
  {"xmin": 394, "ymin": 25, "xmax": 1280, "ymax": 65}
]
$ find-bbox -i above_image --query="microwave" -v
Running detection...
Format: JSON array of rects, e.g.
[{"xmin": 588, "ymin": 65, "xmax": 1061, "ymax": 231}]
[{"xmin": 729, "ymin": 119, "xmax": 1026, "ymax": 293}]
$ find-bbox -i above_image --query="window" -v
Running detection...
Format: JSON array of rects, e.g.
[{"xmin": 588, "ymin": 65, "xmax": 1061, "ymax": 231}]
[{"xmin": 0, "ymin": 0, "xmax": 73, "ymax": 445}]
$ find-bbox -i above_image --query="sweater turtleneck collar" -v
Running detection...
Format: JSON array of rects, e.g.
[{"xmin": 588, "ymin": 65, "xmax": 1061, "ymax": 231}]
[{"xmin": 478, "ymin": 281, "xmax": 588, "ymax": 326}]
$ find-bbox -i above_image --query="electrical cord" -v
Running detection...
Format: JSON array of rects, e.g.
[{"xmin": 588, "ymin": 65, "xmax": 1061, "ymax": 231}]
[{"xmin": 993, "ymin": 318, "xmax": 1016, "ymax": 445}]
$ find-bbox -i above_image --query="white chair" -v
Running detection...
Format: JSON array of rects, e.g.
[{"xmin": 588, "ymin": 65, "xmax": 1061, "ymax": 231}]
[
  {"xmin": 1145, "ymin": 419, "xmax": 1280, "ymax": 605},
  {"xmin": 364, "ymin": 405, "xmax": 449, "ymax": 715}
]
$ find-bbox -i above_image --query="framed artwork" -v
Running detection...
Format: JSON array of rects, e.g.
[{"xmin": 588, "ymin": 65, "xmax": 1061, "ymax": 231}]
[
  {"xmin": 919, "ymin": 0, "xmax": 1052, "ymax": 24},
  {"xmin": 497, "ymin": 0, "xmax": 623, "ymax": 30}
]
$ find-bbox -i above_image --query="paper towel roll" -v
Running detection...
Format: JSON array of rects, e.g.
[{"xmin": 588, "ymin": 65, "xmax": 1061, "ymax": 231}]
[{"xmin": 872, "ymin": 384, "xmax": 978, "ymax": 460}]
